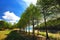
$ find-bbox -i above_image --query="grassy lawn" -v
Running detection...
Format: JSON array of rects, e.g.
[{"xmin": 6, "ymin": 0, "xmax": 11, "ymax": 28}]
[
  {"xmin": 0, "ymin": 29, "xmax": 60, "ymax": 40},
  {"xmin": 39, "ymin": 31, "xmax": 60, "ymax": 40},
  {"xmin": 0, "ymin": 30, "xmax": 12, "ymax": 40}
]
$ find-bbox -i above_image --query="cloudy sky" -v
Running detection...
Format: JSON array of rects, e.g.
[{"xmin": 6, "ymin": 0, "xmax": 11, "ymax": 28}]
[{"xmin": 0, "ymin": 0, "xmax": 37, "ymax": 24}]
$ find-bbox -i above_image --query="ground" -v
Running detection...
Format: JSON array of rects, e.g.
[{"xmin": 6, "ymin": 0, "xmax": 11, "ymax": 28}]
[
  {"xmin": 0, "ymin": 29, "xmax": 60, "ymax": 40},
  {"xmin": 0, "ymin": 29, "xmax": 12, "ymax": 40}
]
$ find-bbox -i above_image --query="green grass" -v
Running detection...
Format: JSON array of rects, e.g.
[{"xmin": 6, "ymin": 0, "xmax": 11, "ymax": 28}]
[
  {"xmin": 39, "ymin": 31, "xmax": 60, "ymax": 40},
  {"xmin": 0, "ymin": 29, "xmax": 60, "ymax": 40},
  {"xmin": 0, "ymin": 29, "xmax": 12, "ymax": 40}
]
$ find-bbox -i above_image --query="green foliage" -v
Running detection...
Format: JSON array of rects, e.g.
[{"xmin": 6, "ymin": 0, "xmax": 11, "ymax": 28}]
[
  {"xmin": 36, "ymin": 0, "xmax": 60, "ymax": 31},
  {"xmin": 12, "ymin": 23, "xmax": 17, "ymax": 28},
  {"xmin": 17, "ymin": 4, "xmax": 42, "ymax": 28},
  {"xmin": 0, "ymin": 20, "xmax": 7, "ymax": 29},
  {"xmin": 7, "ymin": 23, "xmax": 12, "ymax": 29},
  {"xmin": 36, "ymin": 18, "xmax": 60, "ymax": 31},
  {"xmin": 0, "ymin": 20, "xmax": 13, "ymax": 30}
]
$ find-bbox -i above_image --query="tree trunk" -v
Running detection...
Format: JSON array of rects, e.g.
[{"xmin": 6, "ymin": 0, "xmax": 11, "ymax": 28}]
[
  {"xmin": 43, "ymin": 8, "xmax": 49, "ymax": 40},
  {"xmin": 32, "ymin": 17, "xmax": 35, "ymax": 40},
  {"xmin": 28, "ymin": 21, "xmax": 30, "ymax": 35},
  {"xmin": 37, "ymin": 19, "xmax": 40, "ymax": 35},
  {"xmin": 44, "ymin": 16, "xmax": 49, "ymax": 40},
  {"xmin": 26, "ymin": 26, "xmax": 27, "ymax": 33}
]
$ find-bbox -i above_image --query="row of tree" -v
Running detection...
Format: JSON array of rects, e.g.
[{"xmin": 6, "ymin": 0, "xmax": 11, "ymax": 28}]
[
  {"xmin": 0, "ymin": 0, "xmax": 59, "ymax": 40},
  {"xmin": 16, "ymin": 0, "xmax": 60, "ymax": 40},
  {"xmin": 17, "ymin": 4, "xmax": 41, "ymax": 35}
]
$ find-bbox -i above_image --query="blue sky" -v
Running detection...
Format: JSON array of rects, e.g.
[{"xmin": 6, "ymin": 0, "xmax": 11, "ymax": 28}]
[{"xmin": 0, "ymin": 0, "xmax": 37, "ymax": 24}]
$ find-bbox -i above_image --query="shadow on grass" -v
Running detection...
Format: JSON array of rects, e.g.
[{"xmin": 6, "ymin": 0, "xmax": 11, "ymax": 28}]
[
  {"xmin": 4, "ymin": 30, "xmax": 26, "ymax": 40},
  {"xmin": 4, "ymin": 30, "xmax": 37, "ymax": 40}
]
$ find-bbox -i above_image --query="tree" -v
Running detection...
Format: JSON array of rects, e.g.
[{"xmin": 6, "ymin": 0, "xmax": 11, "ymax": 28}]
[
  {"xmin": 0, "ymin": 20, "xmax": 5, "ymax": 30},
  {"xmin": 36, "ymin": 0, "xmax": 57, "ymax": 40},
  {"xmin": 0, "ymin": 20, "xmax": 12, "ymax": 30},
  {"xmin": 17, "ymin": 11, "xmax": 29, "ymax": 33},
  {"xmin": 24, "ymin": 4, "xmax": 42, "ymax": 39},
  {"xmin": 17, "ymin": 4, "xmax": 42, "ymax": 39},
  {"xmin": 12, "ymin": 23, "xmax": 17, "ymax": 28}
]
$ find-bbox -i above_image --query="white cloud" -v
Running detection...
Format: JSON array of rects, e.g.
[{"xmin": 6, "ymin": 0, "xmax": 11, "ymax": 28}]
[
  {"xmin": 2, "ymin": 11, "xmax": 20, "ymax": 24},
  {"xmin": 22, "ymin": 0, "xmax": 37, "ymax": 6}
]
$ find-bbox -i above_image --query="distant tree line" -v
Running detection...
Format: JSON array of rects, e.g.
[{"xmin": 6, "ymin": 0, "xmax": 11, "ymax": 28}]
[{"xmin": 0, "ymin": 20, "xmax": 17, "ymax": 30}]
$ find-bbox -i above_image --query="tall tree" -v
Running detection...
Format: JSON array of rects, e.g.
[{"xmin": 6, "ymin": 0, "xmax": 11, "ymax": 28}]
[
  {"xmin": 36, "ymin": 0, "xmax": 57, "ymax": 40},
  {"xmin": 25, "ymin": 4, "xmax": 42, "ymax": 40}
]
